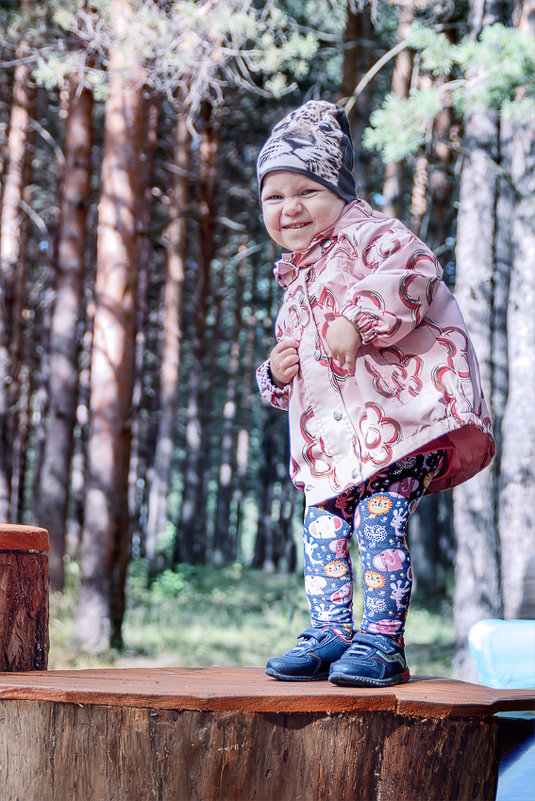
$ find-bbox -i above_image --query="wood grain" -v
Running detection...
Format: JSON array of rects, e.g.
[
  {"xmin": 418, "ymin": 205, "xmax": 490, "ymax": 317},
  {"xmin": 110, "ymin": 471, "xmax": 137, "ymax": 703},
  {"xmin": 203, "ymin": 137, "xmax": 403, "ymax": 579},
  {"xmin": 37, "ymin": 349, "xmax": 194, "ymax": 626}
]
[
  {"xmin": 0, "ymin": 523, "xmax": 50, "ymax": 552},
  {"xmin": 0, "ymin": 549, "xmax": 49, "ymax": 670},
  {"xmin": 0, "ymin": 700, "xmax": 501, "ymax": 801},
  {"xmin": 0, "ymin": 667, "xmax": 532, "ymax": 716}
]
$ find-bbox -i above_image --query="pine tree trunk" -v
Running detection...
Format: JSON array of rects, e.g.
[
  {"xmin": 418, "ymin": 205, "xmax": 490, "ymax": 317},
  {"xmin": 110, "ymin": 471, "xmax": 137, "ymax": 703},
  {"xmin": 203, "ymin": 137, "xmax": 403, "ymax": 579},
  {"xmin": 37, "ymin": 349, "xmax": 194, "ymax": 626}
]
[
  {"xmin": 452, "ymin": 0, "xmax": 513, "ymax": 679},
  {"xmin": 253, "ymin": 411, "xmax": 280, "ymax": 572},
  {"xmin": 128, "ymin": 93, "xmax": 159, "ymax": 560},
  {"xmin": 177, "ymin": 101, "xmax": 220, "ymax": 565},
  {"xmin": 409, "ymin": 492, "xmax": 453, "ymax": 602},
  {"xmin": 34, "ymin": 82, "xmax": 93, "ymax": 589},
  {"xmin": 427, "ymin": 94, "xmax": 455, "ymax": 260},
  {"xmin": 498, "ymin": 0, "xmax": 535, "ymax": 619},
  {"xmin": 145, "ymin": 107, "xmax": 189, "ymax": 573},
  {"xmin": 453, "ymin": 109, "xmax": 503, "ymax": 679},
  {"xmin": 382, "ymin": 9, "xmax": 413, "ymax": 221},
  {"xmin": 76, "ymin": 3, "xmax": 144, "ymax": 651},
  {"xmin": 213, "ymin": 251, "xmax": 249, "ymax": 566},
  {"xmin": 0, "ymin": 32, "xmax": 34, "ymax": 521},
  {"xmin": 232, "ymin": 259, "xmax": 258, "ymax": 561},
  {"xmin": 341, "ymin": 4, "xmax": 375, "ymax": 198},
  {"xmin": 408, "ymin": 151, "xmax": 429, "ymax": 235}
]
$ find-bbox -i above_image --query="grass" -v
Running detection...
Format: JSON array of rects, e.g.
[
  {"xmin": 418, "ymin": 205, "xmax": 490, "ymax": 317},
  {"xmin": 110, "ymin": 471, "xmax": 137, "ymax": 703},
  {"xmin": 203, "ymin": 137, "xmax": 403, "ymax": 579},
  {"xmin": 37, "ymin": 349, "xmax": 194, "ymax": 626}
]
[{"xmin": 49, "ymin": 560, "xmax": 456, "ymax": 677}]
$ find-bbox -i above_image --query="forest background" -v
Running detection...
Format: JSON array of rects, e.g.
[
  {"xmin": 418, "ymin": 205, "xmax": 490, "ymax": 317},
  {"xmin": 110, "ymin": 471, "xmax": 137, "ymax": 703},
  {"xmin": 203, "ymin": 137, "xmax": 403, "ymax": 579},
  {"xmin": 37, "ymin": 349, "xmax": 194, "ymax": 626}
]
[{"xmin": 0, "ymin": 0, "xmax": 533, "ymax": 679}]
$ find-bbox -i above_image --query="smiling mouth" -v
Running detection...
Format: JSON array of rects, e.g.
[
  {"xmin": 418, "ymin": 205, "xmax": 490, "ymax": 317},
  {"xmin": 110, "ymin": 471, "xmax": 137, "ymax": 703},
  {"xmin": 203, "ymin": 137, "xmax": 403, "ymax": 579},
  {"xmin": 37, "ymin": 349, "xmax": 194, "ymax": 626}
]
[{"xmin": 283, "ymin": 222, "xmax": 311, "ymax": 230}]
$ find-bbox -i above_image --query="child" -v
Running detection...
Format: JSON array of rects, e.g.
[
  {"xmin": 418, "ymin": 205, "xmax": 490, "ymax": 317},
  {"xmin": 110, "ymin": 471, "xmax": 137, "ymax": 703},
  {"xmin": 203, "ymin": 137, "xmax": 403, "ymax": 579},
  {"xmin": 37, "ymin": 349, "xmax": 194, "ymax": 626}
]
[{"xmin": 255, "ymin": 100, "xmax": 495, "ymax": 687}]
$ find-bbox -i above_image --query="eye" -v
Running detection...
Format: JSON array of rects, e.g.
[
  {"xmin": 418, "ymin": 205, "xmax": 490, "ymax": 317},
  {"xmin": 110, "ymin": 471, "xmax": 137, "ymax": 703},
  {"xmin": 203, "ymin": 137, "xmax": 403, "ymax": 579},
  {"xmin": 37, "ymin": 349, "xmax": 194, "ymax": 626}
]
[
  {"xmin": 302, "ymin": 188, "xmax": 317, "ymax": 195},
  {"xmin": 263, "ymin": 193, "xmax": 282, "ymax": 202}
]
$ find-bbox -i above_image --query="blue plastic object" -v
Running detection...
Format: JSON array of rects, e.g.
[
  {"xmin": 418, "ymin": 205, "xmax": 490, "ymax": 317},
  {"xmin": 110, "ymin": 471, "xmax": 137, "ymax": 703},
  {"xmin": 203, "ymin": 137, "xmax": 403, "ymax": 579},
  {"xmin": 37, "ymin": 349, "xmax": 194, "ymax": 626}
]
[
  {"xmin": 468, "ymin": 619, "xmax": 535, "ymax": 801},
  {"xmin": 468, "ymin": 619, "xmax": 535, "ymax": 690},
  {"xmin": 496, "ymin": 733, "xmax": 535, "ymax": 801}
]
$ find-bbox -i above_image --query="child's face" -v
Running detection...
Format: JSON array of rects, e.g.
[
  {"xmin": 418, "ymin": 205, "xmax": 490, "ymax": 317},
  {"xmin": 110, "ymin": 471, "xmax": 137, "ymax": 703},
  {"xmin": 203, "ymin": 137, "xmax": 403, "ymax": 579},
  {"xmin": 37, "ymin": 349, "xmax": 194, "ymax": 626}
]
[{"xmin": 261, "ymin": 171, "xmax": 346, "ymax": 251}]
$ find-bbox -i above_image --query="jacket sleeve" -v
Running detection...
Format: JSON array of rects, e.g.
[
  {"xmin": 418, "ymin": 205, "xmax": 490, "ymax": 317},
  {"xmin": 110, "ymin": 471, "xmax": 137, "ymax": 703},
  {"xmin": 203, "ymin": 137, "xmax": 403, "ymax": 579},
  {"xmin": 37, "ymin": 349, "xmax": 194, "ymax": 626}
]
[
  {"xmin": 256, "ymin": 359, "xmax": 290, "ymax": 411},
  {"xmin": 340, "ymin": 218, "xmax": 443, "ymax": 348}
]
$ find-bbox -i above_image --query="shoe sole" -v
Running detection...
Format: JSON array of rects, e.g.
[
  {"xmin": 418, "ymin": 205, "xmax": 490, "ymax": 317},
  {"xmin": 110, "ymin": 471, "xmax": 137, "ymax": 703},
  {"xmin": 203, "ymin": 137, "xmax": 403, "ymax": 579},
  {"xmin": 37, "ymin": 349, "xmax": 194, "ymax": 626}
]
[
  {"xmin": 328, "ymin": 670, "xmax": 410, "ymax": 687},
  {"xmin": 265, "ymin": 667, "xmax": 329, "ymax": 681}
]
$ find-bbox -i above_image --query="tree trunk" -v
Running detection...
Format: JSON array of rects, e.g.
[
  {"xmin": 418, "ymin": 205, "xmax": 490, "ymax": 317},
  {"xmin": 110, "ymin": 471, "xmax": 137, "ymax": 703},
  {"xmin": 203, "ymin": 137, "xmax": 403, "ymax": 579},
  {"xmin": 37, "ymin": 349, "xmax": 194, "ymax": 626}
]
[
  {"xmin": 498, "ymin": 0, "xmax": 535, "ymax": 619},
  {"xmin": 145, "ymin": 106, "xmax": 189, "ymax": 574},
  {"xmin": 34, "ymin": 81, "xmax": 93, "ymax": 590},
  {"xmin": 452, "ymin": 0, "xmax": 513, "ymax": 680},
  {"xmin": 128, "ymin": 93, "xmax": 159, "ymax": 561},
  {"xmin": 382, "ymin": 8, "xmax": 413, "ymax": 221},
  {"xmin": 409, "ymin": 492, "xmax": 453, "ymax": 602},
  {"xmin": 1, "ymin": 669, "xmax": 524, "ymax": 801},
  {"xmin": 341, "ymin": 4, "xmax": 375, "ymax": 198},
  {"xmin": 408, "ymin": 151, "xmax": 429, "ymax": 235},
  {"xmin": 0, "ymin": 524, "xmax": 49, "ymax": 671},
  {"xmin": 427, "ymin": 94, "xmax": 456, "ymax": 263},
  {"xmin": 212, "ymin": 250, "xmax": 249, "ymax": 566},
  {"xmin": 76, "ymin": 2, "xmax": 144, "ymax": 651},
  {"xmin": 177, "ymin": 100, "xmax": 220, "ymax": 564},
  {"xmin": 0, "ymin": 32, "xmax": 34, "ymax": 521},
  {"xmin": 232, "ymin": 258, "xmax": 258, "ymax": 561}
]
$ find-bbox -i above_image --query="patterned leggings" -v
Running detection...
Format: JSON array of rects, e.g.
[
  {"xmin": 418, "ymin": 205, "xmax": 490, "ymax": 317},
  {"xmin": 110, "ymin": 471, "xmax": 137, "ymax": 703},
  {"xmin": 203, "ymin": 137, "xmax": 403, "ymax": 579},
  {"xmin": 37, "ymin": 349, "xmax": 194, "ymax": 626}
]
[{"xmin": 302, "ymin": 451, "xmax": 444, "ymax": 642}]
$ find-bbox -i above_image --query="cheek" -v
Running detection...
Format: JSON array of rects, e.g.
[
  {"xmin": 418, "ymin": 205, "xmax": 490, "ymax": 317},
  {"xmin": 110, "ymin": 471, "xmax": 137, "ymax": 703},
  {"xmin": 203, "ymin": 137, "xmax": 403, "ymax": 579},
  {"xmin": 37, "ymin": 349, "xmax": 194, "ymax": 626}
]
[
  {"xmin": 262, "ymin": 209, "xmax": 283, "ymax": 243},
  {"xmin": 315, "ymin": 198, "xmax": 345, "ymax": 228}
]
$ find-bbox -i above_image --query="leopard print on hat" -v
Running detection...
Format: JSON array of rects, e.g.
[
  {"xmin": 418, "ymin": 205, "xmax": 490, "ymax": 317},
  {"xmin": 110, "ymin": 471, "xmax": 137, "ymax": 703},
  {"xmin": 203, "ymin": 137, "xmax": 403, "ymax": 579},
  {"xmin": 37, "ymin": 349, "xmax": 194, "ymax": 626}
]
[{"xmin": 257, "ymin": 100, "xmax": 357, "ymax": 202}]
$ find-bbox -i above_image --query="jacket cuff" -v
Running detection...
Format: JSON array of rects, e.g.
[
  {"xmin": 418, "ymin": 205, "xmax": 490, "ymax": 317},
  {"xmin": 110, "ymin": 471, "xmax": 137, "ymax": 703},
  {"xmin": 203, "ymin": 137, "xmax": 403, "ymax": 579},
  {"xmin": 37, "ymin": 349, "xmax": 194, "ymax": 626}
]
[
  {"xmin": 342, "ymin": 304, "xmax": 400, "ymax": 346},
  {"xmin": 256, "ymin": 360, "xmax": 290, "ymax": 409}
]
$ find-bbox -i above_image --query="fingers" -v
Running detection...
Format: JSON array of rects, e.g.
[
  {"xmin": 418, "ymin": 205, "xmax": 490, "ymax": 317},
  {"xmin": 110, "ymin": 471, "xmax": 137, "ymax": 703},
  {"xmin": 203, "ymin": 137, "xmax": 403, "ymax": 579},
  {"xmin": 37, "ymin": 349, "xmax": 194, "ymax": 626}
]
[
  {"xmin": 273, "ymin": 337, "xmax": 299, "ymax": 353},
  {"xmin": 270, "ymin": 338, "xmax": 300, "ymax": 387},
  {"xmin": 329, "ymin": 344, "xmax": 357, "ymax": 376},
  {"xmin": 325, "ymin": 317, "xmax": 360, "ymax": 377}
]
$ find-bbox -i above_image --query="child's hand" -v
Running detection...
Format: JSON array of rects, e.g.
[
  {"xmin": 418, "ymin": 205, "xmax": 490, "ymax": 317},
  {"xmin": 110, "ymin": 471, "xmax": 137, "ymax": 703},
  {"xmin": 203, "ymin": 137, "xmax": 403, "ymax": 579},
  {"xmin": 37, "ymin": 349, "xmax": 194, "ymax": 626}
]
[
  {"xmin": 269, "ymin": 338, "xmax": 300, "ymax": 388},
  {"xmin": 325, "ymin": 317, "xmax": 361, "ymax": 376}
]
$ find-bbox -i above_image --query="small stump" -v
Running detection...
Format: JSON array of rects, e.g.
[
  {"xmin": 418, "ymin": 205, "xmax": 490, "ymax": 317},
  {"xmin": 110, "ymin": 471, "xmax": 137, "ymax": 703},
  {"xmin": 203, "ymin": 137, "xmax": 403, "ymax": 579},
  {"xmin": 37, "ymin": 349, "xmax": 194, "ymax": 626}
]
[{"xmin": 0, "ymin": 524, "xmax": 50, "ymax": 671}]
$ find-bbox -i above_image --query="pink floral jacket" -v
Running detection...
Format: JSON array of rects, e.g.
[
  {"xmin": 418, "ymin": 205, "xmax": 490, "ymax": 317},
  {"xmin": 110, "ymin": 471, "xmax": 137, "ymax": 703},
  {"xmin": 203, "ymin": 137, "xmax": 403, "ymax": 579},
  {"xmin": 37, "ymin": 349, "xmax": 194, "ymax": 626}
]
[{"xmin": 256, "ymin": 199, "xmax": 495, "ymax": 506}]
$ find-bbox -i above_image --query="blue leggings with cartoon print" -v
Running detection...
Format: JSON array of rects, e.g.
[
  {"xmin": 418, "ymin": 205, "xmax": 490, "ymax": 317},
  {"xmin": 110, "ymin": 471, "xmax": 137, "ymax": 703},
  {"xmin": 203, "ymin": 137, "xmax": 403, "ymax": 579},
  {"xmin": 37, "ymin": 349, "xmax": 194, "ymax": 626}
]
[{"xmin": 303, "ymin": 451, "xmax": 444, "ymax": 642}]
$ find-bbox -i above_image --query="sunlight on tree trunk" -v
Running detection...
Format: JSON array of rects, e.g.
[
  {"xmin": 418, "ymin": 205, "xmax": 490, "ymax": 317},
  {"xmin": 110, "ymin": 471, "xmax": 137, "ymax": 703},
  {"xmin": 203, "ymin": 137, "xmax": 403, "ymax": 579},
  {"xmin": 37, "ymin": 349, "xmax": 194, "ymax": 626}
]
[
  {"xmin": 0, "ymin": 29, "xmax": 34, "ymax": 521},
  {"xmin": 452, "ymin": 0, "xmax": 512, "ymax": 681},
  {"xmin": 498, "ymin": 0, "xmax": 535, "ymax": 619},
  {"xmin": 177, "ymin": 101, "xmax": 220, "ymax": 564},
  {"xmin": 128, "ymin": 93, "xmax": 159, "ymax": 563},
  {"xmin": 34, "ymin": 81, "xmax": 93, "ymax": 590},
  {"xmin": 145, "ymin": 106, "xmax": 189, "ymax": 575},
  {"xmin": 75, "ymin": 0, "xmax": 145, "ymax": 652}
]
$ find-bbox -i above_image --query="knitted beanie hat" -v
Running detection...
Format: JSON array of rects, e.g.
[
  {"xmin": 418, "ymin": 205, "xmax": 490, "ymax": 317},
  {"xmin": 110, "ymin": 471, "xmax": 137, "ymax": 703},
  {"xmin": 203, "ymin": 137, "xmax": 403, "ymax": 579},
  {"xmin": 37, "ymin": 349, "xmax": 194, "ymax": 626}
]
[{"xmin": 257, "ymin": 100, "xmax": 357, "ymax": 203}]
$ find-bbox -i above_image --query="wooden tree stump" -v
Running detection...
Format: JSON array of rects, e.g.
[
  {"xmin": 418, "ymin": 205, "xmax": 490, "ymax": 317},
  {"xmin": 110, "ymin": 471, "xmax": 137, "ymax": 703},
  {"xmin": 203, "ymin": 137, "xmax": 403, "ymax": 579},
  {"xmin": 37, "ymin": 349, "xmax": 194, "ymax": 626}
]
[
  {"xmin": 0, "ymin": 667, "xmax": 533, "ymax": 801},
  {"xmin": 0, "ymin": 524, "xmax": 50, "ymax": 671}
]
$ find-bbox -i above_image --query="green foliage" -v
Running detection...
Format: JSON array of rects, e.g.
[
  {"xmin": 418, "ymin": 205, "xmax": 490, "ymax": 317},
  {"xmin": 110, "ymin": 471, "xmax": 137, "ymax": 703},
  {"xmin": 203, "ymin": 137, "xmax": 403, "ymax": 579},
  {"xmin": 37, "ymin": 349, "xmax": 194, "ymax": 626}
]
[
  {"xmin": 405, "ymin": 22, "xmax": 455, "ymax": 76},
  {"xmin": 454, "ymin": 24, "xmax": 535, "ymax": 115},
  {"xmin": 50, "ymin": 561, "xmax": 455, "ymax": 676},
  {"xmin": 30, "ymin": 0, "xmax": 346, "ymax": 107},
  {"xmin": 365, "ymin": 21, "xmax": 535, "ymax": 163},
  {"xmin": 363, "ymin": 87, "xmax": 443, "ymax": 163}
]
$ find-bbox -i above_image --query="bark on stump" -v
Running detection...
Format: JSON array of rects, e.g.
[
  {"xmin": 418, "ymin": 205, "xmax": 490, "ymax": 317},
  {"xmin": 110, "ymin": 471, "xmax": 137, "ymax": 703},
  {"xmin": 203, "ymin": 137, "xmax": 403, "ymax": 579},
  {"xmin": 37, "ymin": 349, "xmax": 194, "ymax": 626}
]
[
  {"xmin": 0, "ymin": 667, "xmax": 533, "ymax": 801},
  {"xmin": 0, "ymin": 524, "xmax": 49, "ymax": 670}
]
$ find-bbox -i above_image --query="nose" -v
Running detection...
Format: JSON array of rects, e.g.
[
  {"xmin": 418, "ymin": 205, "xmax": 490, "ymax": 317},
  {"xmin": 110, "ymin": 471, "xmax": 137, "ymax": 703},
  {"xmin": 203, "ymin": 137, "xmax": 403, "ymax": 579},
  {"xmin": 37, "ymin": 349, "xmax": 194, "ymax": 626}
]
[{"xmin": 282, "ymin": 195, "xmax": 303, "ymax": 216}]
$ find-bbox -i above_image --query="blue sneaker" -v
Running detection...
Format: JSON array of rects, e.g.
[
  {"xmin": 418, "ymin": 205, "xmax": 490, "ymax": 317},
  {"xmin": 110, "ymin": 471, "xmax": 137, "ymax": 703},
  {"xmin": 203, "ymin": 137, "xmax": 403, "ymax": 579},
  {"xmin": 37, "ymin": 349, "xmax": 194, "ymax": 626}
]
[
  {"xmin": 265, "ymin": 627, "xmax": 352, "ymax": 681},
  {"xmin": 328, "ymin": 632, "xmax": 410, "ymax": 687}
]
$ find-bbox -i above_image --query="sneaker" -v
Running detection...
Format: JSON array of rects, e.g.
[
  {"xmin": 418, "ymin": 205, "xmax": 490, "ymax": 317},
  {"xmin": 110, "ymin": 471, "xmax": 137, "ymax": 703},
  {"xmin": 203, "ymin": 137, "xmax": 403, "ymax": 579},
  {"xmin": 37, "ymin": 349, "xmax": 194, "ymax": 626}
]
[
  {"xmin": 328, "ymin": 631, "xmax": 410, "ymax": 687},
  {"xmin": 265, "ymin": 627, "xmax": 352, "ymax": 681}
]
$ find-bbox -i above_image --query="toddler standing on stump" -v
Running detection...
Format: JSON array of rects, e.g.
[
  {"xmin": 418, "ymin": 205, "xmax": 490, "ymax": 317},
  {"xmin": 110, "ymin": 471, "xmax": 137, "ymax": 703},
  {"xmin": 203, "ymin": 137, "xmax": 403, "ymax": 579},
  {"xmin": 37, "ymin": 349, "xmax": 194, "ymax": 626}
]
[{"xmin": 255, "ymin": 100, "xmax": 495, "ymax": 687}]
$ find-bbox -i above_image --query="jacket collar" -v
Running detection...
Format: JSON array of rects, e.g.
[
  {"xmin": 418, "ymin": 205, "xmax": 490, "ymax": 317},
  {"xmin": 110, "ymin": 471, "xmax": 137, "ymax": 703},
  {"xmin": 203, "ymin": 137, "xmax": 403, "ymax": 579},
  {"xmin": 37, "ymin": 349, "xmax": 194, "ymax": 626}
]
[{"xmin": 273, "ymin": 199, "xmax": 361, "ymax": 288}]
